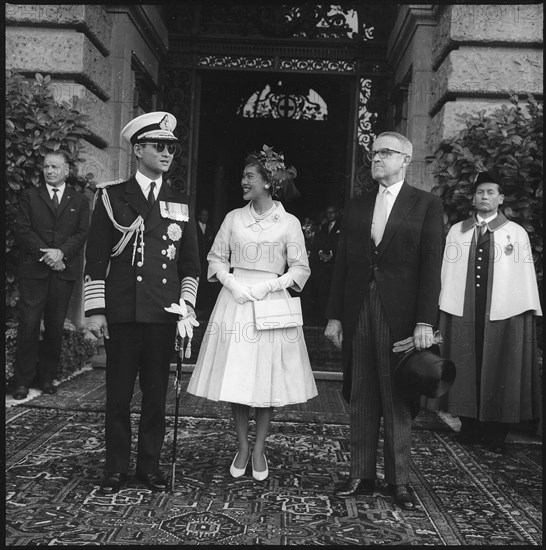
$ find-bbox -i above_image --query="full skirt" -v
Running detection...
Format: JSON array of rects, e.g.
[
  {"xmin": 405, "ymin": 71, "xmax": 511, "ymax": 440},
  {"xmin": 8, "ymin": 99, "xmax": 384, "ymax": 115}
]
[{"xmin": 187, "ymin": 268, "xmax": 318, "ymax": 407}]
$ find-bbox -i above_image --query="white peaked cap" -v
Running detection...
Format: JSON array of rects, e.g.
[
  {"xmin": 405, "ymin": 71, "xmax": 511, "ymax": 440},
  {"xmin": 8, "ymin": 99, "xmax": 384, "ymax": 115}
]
[{"xmin": 121, "ymin": 111, "xmax": 178, "ymax": 144}]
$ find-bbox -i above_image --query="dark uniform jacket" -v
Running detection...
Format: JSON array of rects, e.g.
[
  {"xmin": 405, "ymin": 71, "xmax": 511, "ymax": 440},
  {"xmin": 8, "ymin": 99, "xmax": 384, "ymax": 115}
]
[
  {"xmin": 326, "ymin": 182, "xmax": 445, "ymax": 400},
  {"xmin": 84, "ymin": 177, "xmax": 200, "ymax": 324},
  {"xmin": 15, "ymin": 184, "xmax": 90, "ymax": 280}
]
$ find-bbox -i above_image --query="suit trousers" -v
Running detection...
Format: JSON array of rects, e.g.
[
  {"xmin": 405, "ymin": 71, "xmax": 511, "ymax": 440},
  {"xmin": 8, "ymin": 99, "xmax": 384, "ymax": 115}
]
[
  {"xmin": 14, "ymin": 273, "xmax": 75, "ymax": 387},
  {"xmin": 104, "ymin": 322, "xmax": 176, "ymax": 473},
  {"xmin": 350, "ymin": 279, "xmax": 413, "ymax": 484}
]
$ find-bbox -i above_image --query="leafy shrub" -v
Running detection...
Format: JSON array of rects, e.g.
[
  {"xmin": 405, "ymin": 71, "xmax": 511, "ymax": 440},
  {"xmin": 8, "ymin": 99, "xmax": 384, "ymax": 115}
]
[
  {"xmin": 433, "ymin": 94, "xmax": 543, "ymax": 290},
  {"xmin": 5, "ymin": 71, "xmax": 90, "ymax": 319},
  {"xmin": 5, "ymin": 319, "xmax": 97, "ymax": 386}
]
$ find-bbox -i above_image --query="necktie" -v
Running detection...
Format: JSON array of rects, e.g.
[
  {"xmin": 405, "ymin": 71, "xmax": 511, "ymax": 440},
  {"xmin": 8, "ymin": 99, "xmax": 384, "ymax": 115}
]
[
  {"xmin": 372, "ymin": 187, "xmax": 389, "ymax": 245},
  {"xmin": 476, "ymin": 221, "xmax": 486, "ymax": 240},
  {"xmin": 52, "ymin": 188, "xmax": 60, "ymax": 209},
  {"xmin": 147, "ymin": 181, "xmax": 156, "ymax": 208}
]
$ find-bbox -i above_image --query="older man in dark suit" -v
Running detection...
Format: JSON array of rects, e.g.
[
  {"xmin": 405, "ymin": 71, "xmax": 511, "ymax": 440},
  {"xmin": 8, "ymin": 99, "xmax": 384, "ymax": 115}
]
[
  {"xmin": 12, "ymin": 151, "xmax": 90, "ymax": 400},
  {"xmin": 325, "ymin": 132, "xmax": 444, "ymax": 508},
  {"xmin": 84, "ymin": 111, "xmax": 200, "ymax": 494}
]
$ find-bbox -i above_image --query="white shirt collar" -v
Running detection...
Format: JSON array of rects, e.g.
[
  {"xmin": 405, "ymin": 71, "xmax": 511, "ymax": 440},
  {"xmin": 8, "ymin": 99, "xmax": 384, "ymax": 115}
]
[
  {"xmin": 381, "ymin": 179, "xmax": 404, "ymax": 198},
  {"xmin": 135, "ymin": 171, "xmax": 162, "ymax": 196},
  {"xmin": 476, "ymin": 212, "xmax": 498, "ymax": 225},
  {"xmin": 46, "ymin": 182, "xmax": 66, "ymax": 199}
]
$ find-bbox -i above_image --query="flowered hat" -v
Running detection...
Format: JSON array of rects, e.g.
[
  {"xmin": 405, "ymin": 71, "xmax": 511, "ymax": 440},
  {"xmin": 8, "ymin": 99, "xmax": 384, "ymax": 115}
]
[{"xmin": 247, "ymin": 145, "xmax": 300, "ymax": 202}]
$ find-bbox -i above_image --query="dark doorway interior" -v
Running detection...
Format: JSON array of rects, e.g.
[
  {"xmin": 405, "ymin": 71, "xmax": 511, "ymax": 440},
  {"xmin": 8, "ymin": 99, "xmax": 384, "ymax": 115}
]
[{"xmin": 195, "ymin": 70, "xmax": 353, "ymax": 230}]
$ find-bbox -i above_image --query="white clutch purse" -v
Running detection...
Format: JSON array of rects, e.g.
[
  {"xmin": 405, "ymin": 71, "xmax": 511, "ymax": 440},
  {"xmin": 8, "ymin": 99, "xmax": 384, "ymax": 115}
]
[{"xmin": 253, "ymin": 289, "xmax": 303, "ymax": 331}]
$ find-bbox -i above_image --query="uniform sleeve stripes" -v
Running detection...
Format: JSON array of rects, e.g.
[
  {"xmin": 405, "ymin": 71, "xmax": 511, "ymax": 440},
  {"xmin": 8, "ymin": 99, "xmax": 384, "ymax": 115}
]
[
  {"xmin": 180, "ymin": 277, "xmax": 198, "ymax": 308},
  {"xmin": 84, "ymin": 279, "xmax": 106, "ymax": 313}
]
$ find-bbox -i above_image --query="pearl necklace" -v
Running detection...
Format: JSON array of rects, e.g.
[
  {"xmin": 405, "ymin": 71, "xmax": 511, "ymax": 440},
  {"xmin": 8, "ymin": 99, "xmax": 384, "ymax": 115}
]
[{"xmin": 250, "ymin": 201, "xmax": 276, "ymax": 221}]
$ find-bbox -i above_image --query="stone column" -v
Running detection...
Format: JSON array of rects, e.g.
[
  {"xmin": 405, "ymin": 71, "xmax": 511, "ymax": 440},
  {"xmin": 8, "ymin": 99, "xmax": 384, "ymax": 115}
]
[
  {"xmin": 387, "ymin": 5, "xmax": 438, "ymax": 190},
  {"xmin": 427, "ymin": 4, "xmax": 543, "ymax": 153}
]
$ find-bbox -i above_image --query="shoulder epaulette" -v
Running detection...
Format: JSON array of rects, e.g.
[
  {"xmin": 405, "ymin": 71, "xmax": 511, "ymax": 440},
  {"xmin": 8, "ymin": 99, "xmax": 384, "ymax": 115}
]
[{"xmin": 96, "ymin": 179, "xmax": 125, "ymax": 189}]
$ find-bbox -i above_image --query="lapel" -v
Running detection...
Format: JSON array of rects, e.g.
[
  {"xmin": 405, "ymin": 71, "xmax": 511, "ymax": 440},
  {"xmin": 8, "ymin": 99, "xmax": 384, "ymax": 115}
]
[
  {"xmin": 376, "ymin": 182, "xmax": 419, "ymax": 259},
  {"xmin": 123, "ymin": 176, "xmax": 152, "ymax": 223},
  {"xmin": 56, "ymin": 186, "xmax": 75, "ymax": 217},
  {"xmin": 39, "ymin": 185, "xmax": 57, "ymax": 215},
  {"xmin": 144, "ymin": 182, "xmax": 179, "ymax": 233}
]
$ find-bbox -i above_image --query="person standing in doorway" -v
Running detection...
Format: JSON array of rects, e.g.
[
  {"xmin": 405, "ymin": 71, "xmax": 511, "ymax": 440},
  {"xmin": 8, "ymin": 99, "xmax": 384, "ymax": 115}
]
[
  {"xmin": 12, "ymin": 150, "xmax": 90, "ymax": 400},
  {"xmin": 195, "ymin": 207, "xmax": 218, "ymax": 317},
  {"xmin": 311, "ymin": 206, "xmax": 342, "ymax": 324},
  {"xmin": 325, "ymin": 132, "xmax": 444, "ymax": 508},
  {"xmin": 84, "ymin": 112, "xmax": 200, "ymax": 494}
]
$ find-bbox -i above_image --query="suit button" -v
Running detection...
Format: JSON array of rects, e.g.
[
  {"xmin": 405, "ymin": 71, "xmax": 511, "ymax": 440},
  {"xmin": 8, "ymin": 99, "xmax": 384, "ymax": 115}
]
[
  {"xmin": 137, "ymin": 247, "xmax": 142, "ymax": 253},
  {"xmin": 137, "ymin": 261, "xmax": 143, "ymax": 267},
  {"xmin": 162, "ymin": 263, "xmax": 167, "ymax": 269},
  {"xmin": 478, "ymin": 257, "xmax": 482, "ymax": 260},
  {"xmin": 137, "ymin": 276, "xmax": 142, "ymax": 282},
  {"xmin": 374, "ymin": 250, "xmax": 378, "ymax": 255},
  {"xmin": 477, "ymin": 275, "xmax": 481, "ymax": 278},
  {"xmin": 161, "ymin": 250, "xmax": 166, "ymax": 255},
  {"xmin": 162, "ymin": 278, "xmax": 167, "ymax": 284},
  {"xmin": 373, "ymin": 265, "xmax": 378, "ymax": 270},
  {"xmin": 477, "ymin": 266, "xmax": 481, "ymax": 269},
  {"xmin": 162, "ymin": 235, "xmax": 167, "ymax": 240},
  {"xmin": 476, "ymin": 284, "xmax": 480, "ymax": 287}
]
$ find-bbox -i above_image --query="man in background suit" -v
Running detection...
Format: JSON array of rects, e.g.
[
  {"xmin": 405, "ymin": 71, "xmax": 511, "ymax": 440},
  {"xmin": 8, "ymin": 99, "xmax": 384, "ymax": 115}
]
[
  {"xmin": 85, "ymin": 111, "xmax": 200, "ymax": 494},
  {"xmin": 311, "ymin": 205, "xmax": 341, "ymax": 324},
  {"xmin": 325, "ymin": 132, "xmax": 444, "ymax": 508},
  {"xmin": 195, "ymin": 207, "xmax": 218, "ymax": 316},
  {"xmin": 12, "ymin": 151, "xmax": 90, "ymax": 399}
]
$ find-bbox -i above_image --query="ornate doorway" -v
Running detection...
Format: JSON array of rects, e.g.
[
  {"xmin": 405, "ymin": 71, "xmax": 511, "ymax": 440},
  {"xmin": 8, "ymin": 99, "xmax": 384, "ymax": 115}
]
[
  {"xmin": 161, "ymin": 2, "xmax": 393, "ymax": 216},
  {"xmin": 195, "ymin": 70, "xmax": 354, "ymax": 224}
]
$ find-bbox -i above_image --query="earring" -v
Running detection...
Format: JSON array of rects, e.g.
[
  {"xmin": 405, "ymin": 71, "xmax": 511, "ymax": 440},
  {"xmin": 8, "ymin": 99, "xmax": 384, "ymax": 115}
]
[{"xmin": 264, "ymin": 184, "xmax": 270, "ymax": 189}]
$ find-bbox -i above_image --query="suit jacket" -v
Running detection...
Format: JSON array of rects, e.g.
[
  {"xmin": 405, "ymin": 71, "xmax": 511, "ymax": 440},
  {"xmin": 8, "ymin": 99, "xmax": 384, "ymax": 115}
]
[
  {"xmin": 326, "ymin": 183, "xmax": 445, "ymax": 399},
  {"xmin": 197, "ymin": 222, "xmax": 215, "ymax": 267},
  {"xmin": 310, "ymin": 219, "xmax": 342, "ymax": 270},
  {"xmin": 84, "ymin": 177, "xmax": 200, "ymax": 324},
  {"xmin": 15, "ymin": 184, "xmax": 90, "ymax": 280}
]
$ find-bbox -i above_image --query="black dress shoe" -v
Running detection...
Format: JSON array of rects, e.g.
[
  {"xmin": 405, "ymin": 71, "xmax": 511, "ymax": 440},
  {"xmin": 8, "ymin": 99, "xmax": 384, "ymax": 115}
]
[
  {"xmin": 41, "ymin": 382, "xmax": 57, "ymax": 395},
  {"xmin": 135, "ymin": 471, "xmax": 169, "ymax": 492},
  {"xmin": 12, "ymin": 385, "xmax": 29, "ymax": 400},
  {"xmin": 335, "ymin": 478, "xmax": 375, "ymax": 498},
  {"xmin": 100, "ymin": 472, "xmax": 127, "ymax": 494},
  {"xmin": 388, "ymin": 484, "xmax": 416, "ymax": 509}
]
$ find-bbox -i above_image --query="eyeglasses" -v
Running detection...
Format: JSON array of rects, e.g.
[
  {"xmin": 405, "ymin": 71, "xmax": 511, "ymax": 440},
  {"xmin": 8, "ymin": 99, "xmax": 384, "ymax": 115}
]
[
  {"xmin": 139, "ymin": 142, "xmax": 178, "ymax": 155},
  {"xmin": 366, "ymin": 148, "xmax": 408, "ymax": 161}
]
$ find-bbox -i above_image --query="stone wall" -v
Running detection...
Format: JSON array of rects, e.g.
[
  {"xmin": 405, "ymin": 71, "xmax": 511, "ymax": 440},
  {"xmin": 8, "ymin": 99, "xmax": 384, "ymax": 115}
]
[
  {"xmin": 427, "ymin": 4, "xmax": 543, "ymax": 153},
  {"xmin": 386, "ymin": 4, "xmax": 543, "ymax": 191}
]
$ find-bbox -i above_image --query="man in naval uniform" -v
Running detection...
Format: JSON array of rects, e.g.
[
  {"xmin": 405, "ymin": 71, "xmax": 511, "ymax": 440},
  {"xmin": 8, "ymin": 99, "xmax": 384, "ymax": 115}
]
[{"xmin": 84, "ymin": 111, "xmax": 200, "ymax": 494}]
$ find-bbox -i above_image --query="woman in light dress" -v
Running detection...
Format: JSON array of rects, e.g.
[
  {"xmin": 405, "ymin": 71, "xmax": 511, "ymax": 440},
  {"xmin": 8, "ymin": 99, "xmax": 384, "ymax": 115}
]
[{"xmin": 187, "ymin": 145, "xmax": 318, "ymax": 481}]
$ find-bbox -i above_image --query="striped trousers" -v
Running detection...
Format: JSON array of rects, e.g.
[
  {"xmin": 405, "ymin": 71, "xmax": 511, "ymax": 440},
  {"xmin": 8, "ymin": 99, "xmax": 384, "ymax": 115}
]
[{"xmin": 349, "ymin": 280, "xmax": 412, "ymax": 484}]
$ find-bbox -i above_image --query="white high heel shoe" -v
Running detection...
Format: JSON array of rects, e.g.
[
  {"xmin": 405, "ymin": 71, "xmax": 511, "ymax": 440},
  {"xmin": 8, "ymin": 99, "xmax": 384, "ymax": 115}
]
[
  {"xmin": 229, "ymin": 451, "xmax": 250, "ymax": 478},
  {"xmin": 251, "ymin": 452, "xmax": 269, "ymax": 482}
]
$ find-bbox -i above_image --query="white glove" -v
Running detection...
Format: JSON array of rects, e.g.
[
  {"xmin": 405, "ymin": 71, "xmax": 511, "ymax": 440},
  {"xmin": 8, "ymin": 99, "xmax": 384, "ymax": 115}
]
[
  {"xmin": 392, "ymin": 330, "xmax": 443, "ymax": 354},
  {"xmin": 249, "ymin": 273, "xmax": 294, "ymax": 300},
  {"xmin": 164, "ymin": 299, "xmax": 199, "ymax": 358},
  {"xmin": 217, "ymin": 271, "xmax": 255, "ymax": 304}
]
